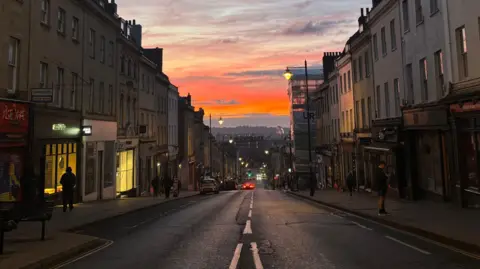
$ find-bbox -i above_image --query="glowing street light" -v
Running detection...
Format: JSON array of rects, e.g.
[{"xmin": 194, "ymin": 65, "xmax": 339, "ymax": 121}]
[
  {"xmin": 218, "ymin": 117, "xmax": 224, "ymax": 125},
  {"xmin": 229, "ymin": 138, "xmax": 233, "ymax": 144},
  {"xmin": 241, "ymin": 161, "xmax": 245, "ymax": 165},
  {"xmin": 264, "ymin": 150, "xmax": 269, "ymax": 155},
  {"xmin": 283, "ymin": 67, "xmax": 293, "ymax": 80},
  {"xmin": 239, "ymin": 157, "xmax": 242, "ymax": 161}
]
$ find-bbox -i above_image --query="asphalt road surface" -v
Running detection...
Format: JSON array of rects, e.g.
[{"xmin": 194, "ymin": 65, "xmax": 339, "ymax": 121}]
[{"xmin": 55, "ymin": 188, "xmax": 480, "ymax": 269}]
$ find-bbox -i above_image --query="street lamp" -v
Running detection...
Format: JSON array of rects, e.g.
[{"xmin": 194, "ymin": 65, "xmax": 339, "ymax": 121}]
[
  {"xmin": 229, "ymin": 138, "xmax": 233, "ymax": 144},
  {"xmin": 264, "ymin": 150, "xmax": 269, "ymax": 155},
  {"xmin": 284, "ymin": 60, "xmax": 315, "ymax": 197},
  {"xmin": 239, "ymin": 157, "xmax": 242, "ymax": 161},
  {"xmin": 219, "ymin": 117, "xmax": 224, "ymax": 125}
]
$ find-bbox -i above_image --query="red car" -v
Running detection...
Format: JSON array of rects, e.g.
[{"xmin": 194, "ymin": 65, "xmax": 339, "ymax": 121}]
[{"xmin": 242, "ymin": 182, "xmax": 255, "ymax": 190}]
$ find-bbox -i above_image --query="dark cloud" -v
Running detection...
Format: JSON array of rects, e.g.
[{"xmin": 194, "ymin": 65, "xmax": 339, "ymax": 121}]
[
  {"xmin": 217, "ymin": 37, "xmax": 240, "ymax": 44},
  {"xmin": 195, "ymin": 99, "xmax": 241, "ymax": 105},
  {"xmin": 224, "ymin": 65, "xmax": 324, "ymax": 77},
  {"xmin": 282, "ymin": 19, "xmax": 355, "ymax": 36}
]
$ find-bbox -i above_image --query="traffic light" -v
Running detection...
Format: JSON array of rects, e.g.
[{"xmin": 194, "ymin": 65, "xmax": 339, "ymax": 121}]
[{"xmin": 247, "ymin": 170, "xmax": 252, "ymax": 177}]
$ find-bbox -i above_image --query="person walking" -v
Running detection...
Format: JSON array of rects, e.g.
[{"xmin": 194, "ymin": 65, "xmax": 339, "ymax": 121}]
[
  {"xmin": 60, "ymin": 167, "xmax": 76, "ymax": 212},
  {"xmin": 151, "ymin": 176, "xmax": 159, "ymax": 197},
  {"xmin": 346, "ymin": 169, "xmax": 356, "ymax": 196},
  {"xmin": 375, "ymin": 161, "xmax": 389, "ymax": 216},
  {"xmin": 164, "ymin": 175, "xmax": 173, "ymax": 198}
]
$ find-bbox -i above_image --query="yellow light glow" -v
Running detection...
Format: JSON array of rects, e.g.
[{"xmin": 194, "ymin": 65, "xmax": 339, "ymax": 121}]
[
  {"xmin": 219, "ymin": 117, "xmax": 224, "ymax": 125},
  {"xmin": 283, "ymin": 69, "xmax": 293, "ymax": 80}
]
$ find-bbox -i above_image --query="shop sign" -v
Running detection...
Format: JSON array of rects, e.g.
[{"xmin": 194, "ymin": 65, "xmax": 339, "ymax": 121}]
[
  {"xmin": 0, "ymin": 101, "xmax": 29, "ymax": 134},
  {"xmin": 52, "ymin": 123, "xmax": 67, "ymax": 131},
  {"xmin": 82, "ymin": 126, "xmax": 92, "ymax": 136},
  {"xmin": 450, "ymin": 102, "xmax": 480, "ymax": 113}
]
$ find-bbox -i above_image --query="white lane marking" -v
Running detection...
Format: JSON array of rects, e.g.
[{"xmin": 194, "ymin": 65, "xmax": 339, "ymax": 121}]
[
  {"xmin": 351, "ymin": 221, "xmax": 373, "ymax": 231},
  {"xmin": 248, "ymin": 209, "xmax": 252, "ymax": 218},
  {"xmin": 243, "ymin": 219, "xmax": 252, "ymax": 234},
  {"xmin": 250, "ymin": 242, "xmax": 264, "ymax": 269},
  {"xmin": 330, "ymin": 212, "xmax": 343, "ymax": 219},
  {"xmin": 385, "ymin": 236, "xmax": 431, "ymax": 255},
  {"xmin": 229, "ymin": 243, "xmax": 243, "ymax": 269},
  {"xmin": 51, "ymin": 240, "xmax": 114, "ymax": 268}
]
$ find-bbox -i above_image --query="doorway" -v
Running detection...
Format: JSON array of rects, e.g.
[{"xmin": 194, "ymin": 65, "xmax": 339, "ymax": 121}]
[{"xmin": 97, "ymin": 151, "xmax": 104, "ymax": 200}]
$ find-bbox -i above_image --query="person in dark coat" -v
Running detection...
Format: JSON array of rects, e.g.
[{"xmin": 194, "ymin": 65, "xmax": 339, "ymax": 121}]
[
  {"xmin": 60, "ymin": 167, "xmax": 76, "ymax": 212},
  {"xmin": 151, "ymin": 176, "xmax": 159, "ymax": 197},
  {"xmin": 164, "ymin": 175, "xmax": 173, "ymax": 198},
  {"xmin": 375, "ymin": 161, "xmax": 389, "ymax": 215},
  {"xmin": 346, "ymin": 170, "xmax": 356, "ymax": 196}
]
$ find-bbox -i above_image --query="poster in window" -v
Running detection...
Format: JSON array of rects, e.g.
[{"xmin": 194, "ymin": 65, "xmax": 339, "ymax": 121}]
[{"xmin": 0, "ymin": 150, "xmax": 23, "ymax": 202}]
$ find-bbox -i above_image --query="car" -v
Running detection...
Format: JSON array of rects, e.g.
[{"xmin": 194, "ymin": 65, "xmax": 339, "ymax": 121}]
[
  {"xmin": 200, "ymin": 177, "xmax": 219, "ymax": 194},
  {"xmin": 223, "ymin": 180, "xmax": 237, "ymax": 191},
  {"xmin": 242, "ymin": 182, "xmax": 255, "ymax": 190}
]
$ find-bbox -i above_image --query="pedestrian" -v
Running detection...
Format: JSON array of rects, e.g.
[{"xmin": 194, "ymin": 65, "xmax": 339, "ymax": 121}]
[
  {"xmin": 376, "ymin": 161, "xmax": 389, "ymax": 216},
  {"xmin": 177, "ymin": 177, "xmax": 182, "ymax": 195},
  {"xmin": 164, "ymin": 175, "xmax": 173, "ymax": 198},
  {"xmin": 151, "ymin": 176, "xmax": 159, "ymax": 197},
  {"xmin": 346, "ymin": 169, "xmax": 356, "ymax": 196},
  {"xmin": 60, "ymin": 167, "xmax": 76, "ymax": 212}
]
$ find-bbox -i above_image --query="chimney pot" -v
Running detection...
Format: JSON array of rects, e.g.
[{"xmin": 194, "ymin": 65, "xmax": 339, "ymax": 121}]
[
  {"xmin": 366, "ymin": 8, "xmax": 370, "ymax": 14},
  {"xmin": 361, "ymin": 8, "xmax": 364, "ymax": 17},
  {"xmin": 133, "ymin": 19, "xmax": 136, "ymax": 25}
]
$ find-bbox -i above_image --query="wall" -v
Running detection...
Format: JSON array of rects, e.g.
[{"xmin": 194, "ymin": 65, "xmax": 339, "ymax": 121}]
[{"xmin": 338, "ymin": 53, "xmax": 354, "ymax": 133}]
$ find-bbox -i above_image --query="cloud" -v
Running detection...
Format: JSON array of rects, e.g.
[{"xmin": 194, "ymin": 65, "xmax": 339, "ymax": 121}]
[
  {"xmin": 195, "ymin": 99, "xmax": 241, "ymax": 106},
  {"xmin": 282, "ymin": 19, "xmax": 355, "ymax": 36},
  {"xmin": 224, "ymin": 64, "xmax": 324, "ymax": 77}
]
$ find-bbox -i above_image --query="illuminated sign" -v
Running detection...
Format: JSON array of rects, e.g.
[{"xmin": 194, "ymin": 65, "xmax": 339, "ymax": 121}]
[
  {"xmin": 52, "ymin": 123, "xmax": 67, "ymax": 131},
  {"xmin": 82, "ymin": 126, "xmax": 92, "ymax": 136}
]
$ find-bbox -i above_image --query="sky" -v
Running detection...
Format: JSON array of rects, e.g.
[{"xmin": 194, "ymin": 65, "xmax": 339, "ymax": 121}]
[{"xmin": 116, "ymin": 0, "xmax": 371, "ymax": 127}]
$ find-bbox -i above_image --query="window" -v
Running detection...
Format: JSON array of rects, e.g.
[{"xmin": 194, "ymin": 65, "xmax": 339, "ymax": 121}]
[
  {"xmin": 358, "ymin": 56, "xmax": 363, "ymax": 81},
  {"xmin": 394, "ymin": 78, "xmax": 401, "ymax": 116},
  {"xmin": 434, "ymin": 50, "xmax": 445, "ymax": 96},
  {"xmin": 132, "ymin": 98, "xmax": 137, "ymax": 127},
  {"xmin": 376, "ymin": 85, "xmax": 381, "ymax": 118},
  {"xmin": 57, "ymin": 8, "xmax": 65, "ymax": 33},
  {"xmin": 41, "ymin": 0, "xmax": 50, "ymax": 24},
  {"xmin": 406, "ymin": 64, "xmax": 414, "ymax": 103},
  {"xmin": 415, "ymin": 0, "xmax": 423, "ymax": 24},
  {"xmin": 120, "ymin": 55, "xmax": 125, "ymax": 73},
  {"xmin": 361, "ymin": 99, "xmax": 366, "ymax": 128},
  {"xmin": 339, "ymin": 75, "xmax": 343, "ymax": 93},
  {"xmin": 40, "ymin": 62, "xmax": 48, "ymax": 87},
  {"xmin": 72, "ymin": 17, "xmax": 79, "ymax": 40},
  {"xmin": 7, "ymin": 37, "xmax": 19, "ymax": 93},
  {"xmin": 89, "ymin": 78, "xmax": 94, "ymax": 112},
  {"xmin": 71, "ymin": 73, "xmax": 77, "ymax": 109},
  {"xmin": 108, "ymin": 41, "xmax": 114, "ymax": 66},
  {"xmin": 384, "ymin": 82, "xmax": 390, "ymax": 117},
  {"xmin": 390, "ymin": 19, "xmax": 397, "ymax": 51},
  {"xmin": 381, "ymin": 27, "xmax": 387, "ymax": 56},
  {"xmin": 99, "ymin": 82, "xmax": 105, "ymax": 113},
  {"xmin": 349, "ymin": 109, "xmax": 353, "ymax": 131},
  {"xmin": 89, "ymin": 29, "xmax": 96, "ymax": 58},
  {"xmin": 353, "ymin": 59, "xmax": 357, "ymax": 82},
  {"xmin": 100, "ymin": 36, "xmax": 106, "ymax": 63},
  {"xmin": 355, "ymin": 101, "xmax": 360, "ymax": 129},
  {"xmin": 126, "ymin": 97, "xmax": 130, "ymax": 123},
  {"xmin": 127, "ymin": 59, "xmax": 131, "ymax": 76},
  {"xmin": 108, "ymin": 85, "xmax": 113, "ymax": 115},
  {"xmin": 420, "ymin": 58, "xmax": 428, "ymax": 101},
  {"xmin": 56, "ymin": 68, "xmax": 64, "ymax": 107},
  {"xmin": 365, "ymin": 51, "xmax": 370, "ymax": 77},
  {"xmin": 342, "ymin": 111, "xmax": 345, "ymax": 132},
  {"xmin": 402, "ymin": 0, "xmax": 410, "ymax": 32},
  {"xmin": 347, "ymin": 71, "xmax": 351, "ymax": 90},
  {"xmin": 430, "ymin": 0, "xmax": 439, "ymax": 14},
  {"xmin": 373, "ymin": 34, "xmax": 379, "ymax": 60},
  {"xmin": 119, "ymin": 94, "xmax": 124, "ymax": 126},
  {"xmin": 456, "ymin": 26, "xmax": 468, "ymax": 79},
  {"xmin": 367, "ymin": 97, "xmax": 372, "ymax": 126}
]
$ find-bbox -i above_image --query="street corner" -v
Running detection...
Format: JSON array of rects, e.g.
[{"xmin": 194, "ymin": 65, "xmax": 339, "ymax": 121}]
[{"xmin": 0, "ymin": 232, "xmax": 110, "ymax": 269}]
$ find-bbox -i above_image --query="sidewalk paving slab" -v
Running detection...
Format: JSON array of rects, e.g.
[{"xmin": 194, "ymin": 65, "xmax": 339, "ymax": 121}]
[
  {"xmin": 0, "ymin": 191, "xmax": 198, "ymax": 269},
  {"xmin": 288, "ymin": 189, "xmax": 480, "ymax": 255}
]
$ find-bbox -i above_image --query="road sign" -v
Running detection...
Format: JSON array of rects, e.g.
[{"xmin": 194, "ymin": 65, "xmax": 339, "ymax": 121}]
[{"xmin": 31, "ymin": 88, "xmax": 53, "ymax": 103}]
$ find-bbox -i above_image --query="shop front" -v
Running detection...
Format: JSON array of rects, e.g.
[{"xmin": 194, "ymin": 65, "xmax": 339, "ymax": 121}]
[
  {"xmin": 403, "ymin": 105, "xmax": 450, "ymax": 201},
  {"xmin": 138, "ymin": 141, "xmax": 156, "ymax": 195},
  {"xmin": 82, "ymin": 120, "xmax": 117, "ymax": 202},
  {"xmin": 450, "ymin": 101, "xmax": 480, "ymax": 207},
  {"xmin": 0, "ymin": 100, "xmax": 30, "ymax": 204},
  {"xmin": 116, "ymin": 139, "xmax": 139, "ymax": 197},
  {"xmin": 315, "ymin": 146, "xmax": 333, "ymax": 189},
  {"xmin": 32, "ymin": 106, "xmax": 82, "ymax": 202},
  {"xmin": 364, "ymin": 118, "xmax": 405, "ymax": 198},
  {"xmin": 340, "ymin": 135, "xmax": 355, "ymax": 188},
  {"xmin": 356, "ymin": 136, "xmax": 372, "ymax": 190}
]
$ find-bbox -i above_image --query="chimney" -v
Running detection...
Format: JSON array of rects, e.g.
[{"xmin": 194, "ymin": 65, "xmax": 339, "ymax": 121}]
[
  {"xmin": 187, "ymin": 93, "xmax": 192, "ymax": 105},
  {"xmin": 361, "ymin": 8, "xmax": 364, "ymax": 17},
  {"xmin": 133, "ymin": 19, "xmax": 136, "ymax": 25},
  {"xmin": 366, "ymin": 8, "xmax": 370, "ymax": 14},
  {"xmin": 322, "ymin": 52, "xmax": 341, "ymax": 80},
  {"xmin": 143, "ymin": 47, "xmax": 163, "ymax": 73},
  {"xmin": 131, "ymin": 21, "xmax": 142, "ymax": 46},
  {"xmin": 106, "ymin": 0, "xmax": 117, "ymax": 15}
]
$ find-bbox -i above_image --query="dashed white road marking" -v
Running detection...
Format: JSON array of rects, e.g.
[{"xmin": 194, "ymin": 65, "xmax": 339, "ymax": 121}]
[
  {"xmin": 51, "ymin": 240, "xmax": 114, "ymax": 268},
  {"xmin": 250, "ymin": 242, "xmax": 264, "ymax": 269},
  {"xmin": 250, "ymin": 203, "xmax": 253, "ymax": 209},
  {"xmin": 351, "ymin": 221, "xmax": 373, "ymax": 231},
  {"xmin": 330, "ymin": 212, "xmax": 343, "ymax": 219},
  {"xmin": 248, "ymin": 210, "xmax": 252, "ymax": 218},
  {"xmin": 385, "ymin": 236, "xmax": 431, "ymax": 255},
  {"xmin": 229, "ymin": 243, "xmax": 243, "ymax": 269},
  {"xmin": 243, "ymin": 220, "xmax": 252, "ymax": 234}
]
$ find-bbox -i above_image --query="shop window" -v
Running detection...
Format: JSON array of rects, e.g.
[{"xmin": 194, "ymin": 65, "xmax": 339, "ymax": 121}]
[
  {"xmin": 44, "ymin": 143, "xmax": 77, "ymax": 195},
  {"xmin": 116, "ymin": 150, "xmax": 134, "ymax": 193},
  {"xmin": 0, "ymin": 149, "xmax": 23, "ymax": 202},
  {"xmin": 458, "ymin": 130, "xmax": 478, "ymax": 190}
]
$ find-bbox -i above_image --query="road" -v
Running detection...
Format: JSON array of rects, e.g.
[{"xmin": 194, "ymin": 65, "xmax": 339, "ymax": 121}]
[{"xmin": 55, "ymin": 188, "xmax": 480, "ymax": 269}]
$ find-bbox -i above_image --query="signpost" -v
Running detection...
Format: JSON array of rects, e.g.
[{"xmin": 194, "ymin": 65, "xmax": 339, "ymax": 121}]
[{"xmin": 31, "ymin": 88, "xmax": 53, "ymax": 103}]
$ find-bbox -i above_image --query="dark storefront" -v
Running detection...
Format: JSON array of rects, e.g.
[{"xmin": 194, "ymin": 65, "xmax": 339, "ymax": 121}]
[
  {"xmin": 316, "ymin": 146, "xmax": 333, "ymax": 188},
  {"xmin": 403, "ymin": 105, "xmax": 451, "ymax": 202},
  {"xmin": 450, "ymin": 102, "xmax": 480, "ymax": 207},
  {"xmin": 340, "ymin": 135, "xmax": 355, "ymax": 188},
  {"xmin": 356, "ymin": 135, "xmax": 372, "ymax": 190},
  {"xmin": 32, "ymin": 106, "xmax": 82, "ymax": 202},
  {"xmin": 363, "ymin": 118, "xmax": 405, "ymax": 198}
]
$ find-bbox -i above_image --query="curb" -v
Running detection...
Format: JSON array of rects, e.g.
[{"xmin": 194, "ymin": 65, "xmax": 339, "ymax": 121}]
[
  {"xmin": 19, "ymin": 238, "xmax": 107, "ymax": 269},
  {"xmin": 287, "ymin": 191, "xmax": 480, "ymax": 255},
  {"xmin": 67, "ymin": 193, "xmax": 200, "ymax": 232}
]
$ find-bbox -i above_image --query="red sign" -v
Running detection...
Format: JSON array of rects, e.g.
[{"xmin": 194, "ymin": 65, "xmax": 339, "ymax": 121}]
[
  {"xmin": 0, "ymin": 101, "xmax": 29, "ymax": 134},
  {"xmin": 450, "ymin": 102, "xmax": 480, "ymax": 113}
]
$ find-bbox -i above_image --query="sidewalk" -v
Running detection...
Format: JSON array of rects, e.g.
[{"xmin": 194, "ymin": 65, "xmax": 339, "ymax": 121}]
[
  {"xmin": 288, "ymin": 189, "xmax": 480, "ymax": 254},
  {"xmin": 0, "ymin": 191, "xmax": 198, "ymax": 269}
]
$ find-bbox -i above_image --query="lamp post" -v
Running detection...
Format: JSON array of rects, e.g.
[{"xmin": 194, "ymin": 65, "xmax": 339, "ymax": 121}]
[{"xmin": 284, "ymin": 60, "xmax": 315, "ymax": 197}]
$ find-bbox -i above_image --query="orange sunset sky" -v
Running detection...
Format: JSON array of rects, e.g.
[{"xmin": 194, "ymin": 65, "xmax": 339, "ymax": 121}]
[{"xmin": 116, "ymin": 0, "xmax": 371, "ymax": 127}]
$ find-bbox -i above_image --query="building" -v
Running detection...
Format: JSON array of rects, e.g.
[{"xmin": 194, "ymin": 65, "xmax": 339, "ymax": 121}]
[
  {"xmin": 116, "ymin": 18, "xmax": 141, "ymax": 197},
  {"xmin": 287, "ymin": 69, "xmax": 322, "ymax": 188},
  {"xmin": 367, "ymin": 0, "xmax": 405, "ymax": 198},
  {"xmin": 351, "ymin": 8, "xmax": 375, "ymax": 191},
  {"xmin": 168, "ymin": 84, "xmax": 180, "ymax": 179},
  {"xmin": 193, "ymin": 108, "xmax": 205, "ymax": 188},
  {"xmin": 178, "ymin": 94, "xmax": 195, "ymax": 190}
]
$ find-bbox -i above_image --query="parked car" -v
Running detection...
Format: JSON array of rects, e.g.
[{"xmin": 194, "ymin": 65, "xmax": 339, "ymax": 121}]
[
  {"xmin": 200, "ymin": 177, "xmax": 219, "ymax": 194},
  {"xmin": 223, "ymin": 180, "xmax": 237, "ymax": 190}
]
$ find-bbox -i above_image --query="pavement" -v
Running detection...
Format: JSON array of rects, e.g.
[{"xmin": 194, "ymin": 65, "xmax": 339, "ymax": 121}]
[
  {"xmin": 0, "ymin": 191, "xmax": 198, "ymax": 269},
  {"xmin": 37, "ymin": 187, "xmax": 480, "ymax": 269},
  {"xmin": 287, "ymin": 189, "xmax": 480, "ymax": 254}
]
